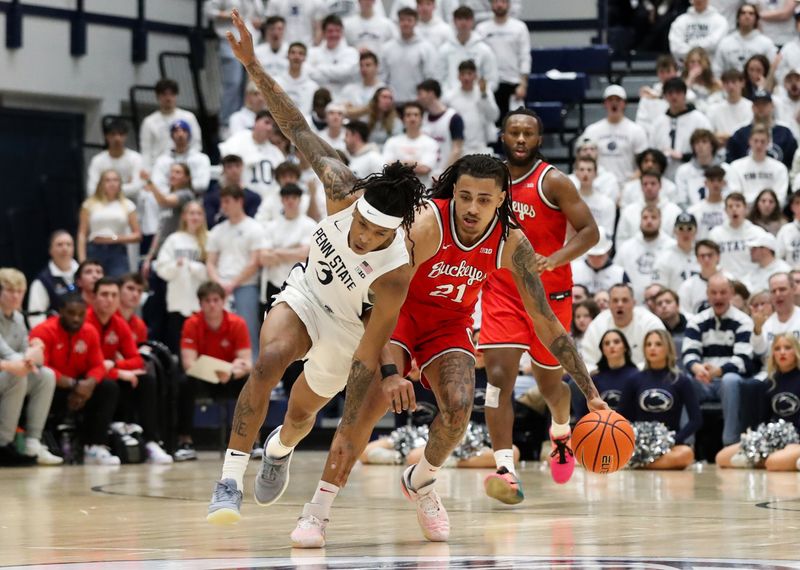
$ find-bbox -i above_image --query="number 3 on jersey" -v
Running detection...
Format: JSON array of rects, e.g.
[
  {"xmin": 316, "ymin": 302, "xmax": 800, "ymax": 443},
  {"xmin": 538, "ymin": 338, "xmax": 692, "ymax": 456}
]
[{"xmin": 429, "ymin": 283, "xmax": 467, "ymax": 303}]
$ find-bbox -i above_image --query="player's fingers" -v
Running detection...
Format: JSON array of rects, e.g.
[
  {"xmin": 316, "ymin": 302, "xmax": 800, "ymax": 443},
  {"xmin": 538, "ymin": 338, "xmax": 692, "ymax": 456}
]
[
  {"xmin": 398, "ymin": 389, "xmax": 408, "ymax": 411},
  {"xmin": 392, "ymin": 391, "xmax": 402, "ymax": 414},
  {"xmin": 406, "ymin": 387, "xmax": 417, "ymax": 412}
]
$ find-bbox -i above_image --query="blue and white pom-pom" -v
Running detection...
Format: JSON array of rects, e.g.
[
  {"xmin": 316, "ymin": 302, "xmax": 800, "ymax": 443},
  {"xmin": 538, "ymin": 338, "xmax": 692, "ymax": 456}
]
[
  {"xmin": 628, "ymin": 421, "xmax": 676, "ymax": 469},
  {"xmin": 452, "ymin": 422, "xmax": 492, "ymax": 460},
  {"xmin": 739, "ymin": 419, "xmax": 799, "ymax": 466}
]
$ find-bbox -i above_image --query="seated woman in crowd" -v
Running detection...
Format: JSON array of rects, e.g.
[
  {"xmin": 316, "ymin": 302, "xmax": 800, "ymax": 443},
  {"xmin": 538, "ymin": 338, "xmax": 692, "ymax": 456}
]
[
  {"xmin": 572, "ymin": 329, "xmax": 638, "ymax": 419},
  {"xmin": 571, "ymin": 299, "xmax": 600, "ymax": 364},
  {"xmin": 365, "ymin": 87, "xmax": 404, "ymax": 146},
  {"xmin": 747, "ymin": 189, "xmax": 786, "ymax": 236},
  {"xmin": 743, "ymin": 54, "xmax": 770, "ymax": 100},
  {"xmin": 680, "ymin": 47, "xmax": 722, "ymax": 113},
  {"xmin": 154, "ymin": 201, "xmax": 209, "ymax": 353},
  {"xmin": 716, "ymin": 333, "xmax": 800, "ymax": 471},
  {"xmin": 77, "ymin": 169, "xmax": 141, "ymax": 277},
  {"xmin": 620, "ymin": 329, "xmax": 702, "ymax": 470}
]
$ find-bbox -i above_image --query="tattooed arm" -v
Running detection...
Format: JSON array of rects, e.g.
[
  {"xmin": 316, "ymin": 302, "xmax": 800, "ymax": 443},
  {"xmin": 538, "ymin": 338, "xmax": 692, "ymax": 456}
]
[
  {"xmin": 226, "ymin": 10, "xmax": 357, "ymax": 214},
  {"xmin": 501, "ymin": 230, "xmax": 608, "ymax": 411}
]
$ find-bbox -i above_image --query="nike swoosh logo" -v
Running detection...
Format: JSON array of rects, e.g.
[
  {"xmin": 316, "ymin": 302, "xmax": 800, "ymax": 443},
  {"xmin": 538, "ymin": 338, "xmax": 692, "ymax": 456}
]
[
  {"xmin": 230, "ymin": 451, "xmax": 247, "ymax": 457},
  {"xmin": 319, "ymin": 488, "xmax": 335, "ymax": 493}
]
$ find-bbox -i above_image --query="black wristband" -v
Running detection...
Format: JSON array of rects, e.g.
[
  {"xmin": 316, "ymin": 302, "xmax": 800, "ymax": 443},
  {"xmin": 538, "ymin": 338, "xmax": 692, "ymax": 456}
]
[{"xmin": 380, "ymin": 364, "xmax": 398, "ymax": 379}]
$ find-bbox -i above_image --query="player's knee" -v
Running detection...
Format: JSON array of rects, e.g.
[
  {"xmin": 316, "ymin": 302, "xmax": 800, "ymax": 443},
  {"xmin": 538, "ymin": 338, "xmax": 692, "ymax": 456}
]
[
  {"xmin": 285, "ymin": 405, "xmax": 315, "ymax": 427},
  {"xmin": 438, "ymin": 398, "xmax": 472, "ymax": 431}
]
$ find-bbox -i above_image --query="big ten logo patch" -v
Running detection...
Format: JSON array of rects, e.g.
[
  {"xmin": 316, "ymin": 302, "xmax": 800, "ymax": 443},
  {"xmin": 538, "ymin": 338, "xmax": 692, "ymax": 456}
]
[{"xmin": 599, "ymin": 455, "xmax": 614, "ymax": 473}]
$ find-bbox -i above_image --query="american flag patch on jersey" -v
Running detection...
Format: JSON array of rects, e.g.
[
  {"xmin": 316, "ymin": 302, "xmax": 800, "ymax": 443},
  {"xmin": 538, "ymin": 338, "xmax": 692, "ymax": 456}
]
[{"xmin": 360, "ymin": 261, "xmax": 373, "ymax": 274}]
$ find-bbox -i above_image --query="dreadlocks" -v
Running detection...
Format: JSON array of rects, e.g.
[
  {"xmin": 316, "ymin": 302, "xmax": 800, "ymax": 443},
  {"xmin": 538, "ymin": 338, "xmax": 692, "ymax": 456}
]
[
  {"xmin": 430, "ymin": 154, "xmax": 519, "ymax": 238},
  {"xmin": 353, "ymin": 161, "xmax": 427, "ymax": 263}
]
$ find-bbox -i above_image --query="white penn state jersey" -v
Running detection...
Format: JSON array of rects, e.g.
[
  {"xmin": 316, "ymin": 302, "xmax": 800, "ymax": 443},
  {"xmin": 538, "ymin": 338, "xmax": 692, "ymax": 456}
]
[
  {"xmin": 285, "ymin": 201, "xmax": 409, "ymax": 325},
  {"xmin": 423, "ymin": 107, "xmax": 459, "ymax": 176}
]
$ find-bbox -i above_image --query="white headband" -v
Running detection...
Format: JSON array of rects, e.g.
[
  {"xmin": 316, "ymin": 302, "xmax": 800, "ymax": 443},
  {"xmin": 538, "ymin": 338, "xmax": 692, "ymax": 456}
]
[{"xmin": 356, "ymin": 196, "xmax": 403, "ymax": 230}]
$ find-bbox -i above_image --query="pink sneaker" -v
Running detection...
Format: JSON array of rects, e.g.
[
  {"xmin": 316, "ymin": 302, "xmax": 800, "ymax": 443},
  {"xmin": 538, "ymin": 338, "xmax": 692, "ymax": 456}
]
[
  {"xmin": 401, "ymin": 465, "xmax": 450, "ymax": 542},
  {"xmin": 549, "ymin": 429, "xmax": 575, "ymax": 485},
  {"xmin": 483, "ymin": 467, "xmax": 524, "ymax": 504},
  {"xmin": 290, "ymin": 503, "xmax": 328, "ymax": 548}
]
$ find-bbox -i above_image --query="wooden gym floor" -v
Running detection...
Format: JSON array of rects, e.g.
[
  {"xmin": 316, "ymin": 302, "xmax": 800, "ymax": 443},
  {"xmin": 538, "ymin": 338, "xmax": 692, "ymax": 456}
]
[{"xmin": 1, "ymin": 451, "xmax": 799, "ymax": 569}]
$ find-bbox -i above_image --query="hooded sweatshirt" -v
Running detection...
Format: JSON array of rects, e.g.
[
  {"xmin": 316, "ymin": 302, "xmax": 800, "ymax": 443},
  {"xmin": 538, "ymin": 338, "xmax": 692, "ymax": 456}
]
[{"xmin": 668, "ymin": 5, "xmax": 729, "ymax": 60}]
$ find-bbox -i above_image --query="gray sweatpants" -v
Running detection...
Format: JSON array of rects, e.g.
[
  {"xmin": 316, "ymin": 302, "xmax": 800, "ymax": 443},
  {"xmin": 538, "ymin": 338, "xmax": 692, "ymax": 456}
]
[{"xmin": 0, "ymin": 367, "xmax": 56, "ymax": 445}]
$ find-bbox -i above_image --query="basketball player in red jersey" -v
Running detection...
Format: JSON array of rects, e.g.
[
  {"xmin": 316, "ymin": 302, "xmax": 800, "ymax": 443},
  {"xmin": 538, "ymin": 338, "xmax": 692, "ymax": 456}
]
[
  {"xmin": 479, "ymin": 108, "xmax": 600, "ymax": 503},
  {"xmin": 289, "ymin": 154, "xmax": 607, "ymax": 548}
]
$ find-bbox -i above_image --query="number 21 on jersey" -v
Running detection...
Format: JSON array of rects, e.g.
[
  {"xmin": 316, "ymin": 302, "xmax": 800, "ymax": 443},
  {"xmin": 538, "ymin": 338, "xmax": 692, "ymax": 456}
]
[{"xmin": 429, "ymin": 283, "xmax": 466, "ymax": 303}]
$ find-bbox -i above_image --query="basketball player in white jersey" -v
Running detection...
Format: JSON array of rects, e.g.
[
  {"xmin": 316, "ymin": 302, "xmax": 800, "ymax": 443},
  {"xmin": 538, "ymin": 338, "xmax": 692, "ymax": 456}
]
[{"xmin": 206, "ymin": 11, "xmax": 427, "ymax": 525}]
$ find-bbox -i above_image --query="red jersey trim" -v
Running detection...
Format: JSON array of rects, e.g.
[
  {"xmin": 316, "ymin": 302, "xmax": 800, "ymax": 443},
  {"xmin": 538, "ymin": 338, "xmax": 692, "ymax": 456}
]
[
  {"xmin": 448, "ymin": 199, "xmax": 499, "ymax": 252},
  {"xmin": 536, "ymin": 165, "xmax": 560, "ymax": 211}
]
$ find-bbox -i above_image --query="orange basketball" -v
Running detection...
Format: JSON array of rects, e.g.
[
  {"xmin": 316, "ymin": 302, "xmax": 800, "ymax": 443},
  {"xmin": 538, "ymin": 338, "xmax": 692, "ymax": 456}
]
[{"xmin": 572, "ymin": 410, "xmax": 635, "ymax": 474}]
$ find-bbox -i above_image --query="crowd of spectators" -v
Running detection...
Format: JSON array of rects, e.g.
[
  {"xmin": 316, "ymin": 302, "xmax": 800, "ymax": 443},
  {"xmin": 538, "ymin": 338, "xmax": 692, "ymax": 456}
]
[{"xmin": 2, "ymin": 0, "xmax": 800, "ymax": 471}]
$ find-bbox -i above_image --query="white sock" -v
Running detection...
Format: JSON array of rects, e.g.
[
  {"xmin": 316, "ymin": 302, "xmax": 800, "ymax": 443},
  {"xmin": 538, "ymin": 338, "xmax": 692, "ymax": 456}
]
[
  {"xmin": 265, "ymin": 426, "xmax": 294, "ymax": 459},
  {"xmin": 551, "ymin": 419, "xmax": 571, "ymax": 439},
  {"xmin": 221, "ymin": 448, "xmax": 250, "ymax": 490},
  {"xmin": 494, "ymin": 449, "xmax": 516, "ymax": 475},
  {"xmin": 410, "ymin": 453, "xmax": 441, "ymax": 494},
  {"xmin": 309, "ymin": 480, "xmax": 340, "ymax": 519}
]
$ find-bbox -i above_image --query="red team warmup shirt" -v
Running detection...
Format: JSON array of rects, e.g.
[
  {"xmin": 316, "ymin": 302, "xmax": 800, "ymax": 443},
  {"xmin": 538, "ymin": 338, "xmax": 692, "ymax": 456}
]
[
  {"xmin": 125, "ymin": 314, "xmax": 148, "ymax": 345},
  {"xmin": 391, "ymin": 198, "xmax": 506, "ymax": 382},
  {"xmin": 29, "ymin": 316, "xmax": 107, "ymax": 382},
  {"xmin": 85, "ymin": 308, "xmax": 145, "ymax": 378},
  {"xmin": 180, "ymin": 310, "xmax": 251, "ymax": 362},
  {"xmin": 479, "ymin": 160, "xmax": 573, "ymax": 368}
]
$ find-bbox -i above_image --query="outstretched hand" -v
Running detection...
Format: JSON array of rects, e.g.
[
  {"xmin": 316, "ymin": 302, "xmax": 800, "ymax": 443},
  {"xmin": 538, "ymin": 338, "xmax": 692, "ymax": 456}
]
[{"xmin": 226, "ymin": 9, "xmax": 256, "ymax": 66}]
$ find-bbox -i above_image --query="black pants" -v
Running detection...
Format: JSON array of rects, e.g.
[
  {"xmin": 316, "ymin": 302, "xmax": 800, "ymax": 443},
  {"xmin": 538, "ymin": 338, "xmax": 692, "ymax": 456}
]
[
  {"xmin": 52, "ymin": 381, "xmax": 120, "ymax": 446},
  {"xmin": 143, "ymin": 272, "xmax": 168, "ymax": 344},
  {"xmin": 165, "ymin": 312, "xmax": 186, "ymax": 355},
  {"xmin": 495, "ymin": 82, "xmax": 520, "ymax": 126},
  {"xmin": 115, "ymin": 373, "xmax": 160, "ymax": 442},
  {"xmin": 176, "ymin": 372, "xmax": 247, "ymax": 437}
]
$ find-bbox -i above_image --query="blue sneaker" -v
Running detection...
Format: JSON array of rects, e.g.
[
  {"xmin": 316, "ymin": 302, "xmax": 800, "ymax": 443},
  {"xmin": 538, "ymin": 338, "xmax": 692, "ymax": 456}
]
[
  {"xmin": 206, "ymin": 478, "xmax": 243, "ymax": 525},
  {"xmin": 254, "ymin": 426, "xmax": 293, "ymax": 506}
]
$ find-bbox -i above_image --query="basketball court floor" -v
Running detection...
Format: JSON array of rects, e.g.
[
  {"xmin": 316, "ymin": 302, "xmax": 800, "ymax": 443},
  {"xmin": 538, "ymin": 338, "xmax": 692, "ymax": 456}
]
[{"xmin": 2, "ymin": 451, "xmax": 799, "ymax": 569}]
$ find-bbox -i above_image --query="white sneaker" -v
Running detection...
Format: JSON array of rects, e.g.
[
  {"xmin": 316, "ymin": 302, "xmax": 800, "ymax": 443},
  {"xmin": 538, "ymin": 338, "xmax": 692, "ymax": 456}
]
[
  {"xmin": 146, "ymin": 441, "xmax": 173, "ymax": 464},
  {"xmin": 84, "ymin": 445, "xmax": 121, "ymax": 466},
  {"xmin": 25, "ymin": 439, "xmax": 64, "ymax": 466}
]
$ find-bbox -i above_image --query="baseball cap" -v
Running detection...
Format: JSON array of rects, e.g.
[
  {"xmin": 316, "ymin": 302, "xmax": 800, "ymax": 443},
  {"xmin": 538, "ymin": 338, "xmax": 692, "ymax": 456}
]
[
  {"xmin": 786, "ymin": 68, "xmax": 800, "ymax": 78},
  {"xmin": 674, "ymin": 212, "xmax": 697, "ymax": 229},
  {"xmin": 587, "ymin": 231, "xmax": 612, "ymax": 256},
  {"xmin": 575, "ymin": 136, "xmax": 598, "ymax": 152},
  {"xmin": 752, "ymin": 89, "xmax": 772, "ymax": 103},
  {"xmin": 748, "ymin": 232, "xmax": 777, "ymax": 251},
  {"xmin": 603, "ymin": 84, "xmax": 627, "ymax": 100},
  {"xmin": 170, "ymin": 119, "xmax": 192, "ymax": 135}
]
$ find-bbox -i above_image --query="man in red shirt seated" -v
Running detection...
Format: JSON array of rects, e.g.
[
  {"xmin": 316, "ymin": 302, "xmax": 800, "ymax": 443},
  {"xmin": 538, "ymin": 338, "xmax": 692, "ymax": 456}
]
[
  {"xmin": 86, "ymin": 277, "xmax": 172, "ymax": 464},
  {"xmin": 29, "ymin": 292, "xmax": 121, "ymax": 465},
  {"xmin": 175, "ymin": 281, "xmax": 252, "ymax": 461},
  {"xmin": 118, "ymin": 273, "xmax": 148, "ymax": 345}
]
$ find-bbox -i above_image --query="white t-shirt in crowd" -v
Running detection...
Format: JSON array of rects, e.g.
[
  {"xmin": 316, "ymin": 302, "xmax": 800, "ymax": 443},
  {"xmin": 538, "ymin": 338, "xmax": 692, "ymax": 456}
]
[
  {"xmin": 382, "ymin": 133, "xmax": 439, "ymax": 188},
  {"xmin": 575, "ymin": 189, "xmax": 617, "ymax": 238},
  {"xmin": 712, "ymin": 30, "xmax": 778, "ymax": 76},
  {"xmin": 154, "ymin": 231, "xmax": 208, "ymax": 316},
  {"xmin": 743, "ymin": 258, "xmax": 793, "ymax": 295},
  {"xmin": 688, "ymin": 199, "xmax": 727, "ymax": 239},
  {"xmin": 753, "ymin": 306, "xmax": 800, "ymax": 356},
  {"xmin": 442, "ymin": 86, "xmax": 500, "ymax": 155},
  {"xmin": 709, "ymin": 220, "xmax": 769, "ymax": 275},
  {"xmin": 580, "ymin": 118, "xmax": 648, "ymax": 187},
  {"xmin": 266, "ymin": 0, "xmax": 325, "ymax": 46},
  {"xmin": 615, "ymin": 198, "xmax": 683, "ymax": 248},
  {"xmin": 255, "ymin": 42, "xmax": 289, "ymax": 78},
  {"xmin": 343, "ymin": 13, "xmax": 396, "ymax": 55},
  {"xmin": 774, "ymin": 94, "xmax": 800, "ymax": 140},
  {"xmin": 752, "ymin": 0, "xmax": 797, "ymax": 46},
  {"xmin": 139, "ymin": 108, "xmax": 202, "ymax": 168},
  {"xmin": 614, "ymin": 232, "xmax": 677, "ymax": 302},
  {"xmin": 348, "ymin": 143, "xmax": 384, "ymax": 180},
  {"xmin": 707, "ymin": 97, "xmax": 753, "ymax": 138},
  {"xmin": 581, "ymin": 307, "xmax": 666, "ymax": 370},
  {"xmin": 207, "ymin": 216, "xmax": 265, "ymax": 287},
  {"xmin": 84, "ymin": 198, "xmax": 136, "ymax": 242},
  {"xmin": 679, "ymin": 272, "xmax": 713, "ymax": 314},
  {"xmin": 776, "ymin": 220, "xmax": 800, "ymax": 264},
  {"xmin": 674, "ymin": 160, "xmax": 731, "ymax": 207},
  {"xmin": 228, "ymin": 107, "xmax": 257, "ymax": 136},
  {"xmin": 475, "ymin": 16, "xmax": 532, "ymax": 86},
  {"xmin": 260, "ymin": 214, "xmax": 317, "ymax": 300},
  {"xmin": 318, "ymin": 128, "xmax": 347, "ymax": 154},
  {"xmin": 218, "ymin": 131, "xmax": 286, "ymax": 220},
  {"xmin": 620, "ymin": 176, "xmax": 680, "ymax": 206},
  {"xmin": 728, "ymin": 155, "xmax": 790, "ymax": 204},
  {"xmin": 86, "ymin": 149, "xmax": 144, "ymax": 199},
  {"xmin": 306, "ymin": 41, "xmax": 360, "ymax": 99},
  {"xmin": 649, "ymin": 108, "xmax": 713, "ymax": 180},
  {"xmin": 338, "ymin": 81, "xmax": 383, "ymax": 109},
  {"xmin": 381, "ymin": 35, "xmax": 438, "ymax": 103},
  {"xmin": 652, "ymin": 243, "xmax": 700, "ymax": 292},
  {"xmin": 276, "ymin": 71, "xmax": 319, "ymax": 117}
]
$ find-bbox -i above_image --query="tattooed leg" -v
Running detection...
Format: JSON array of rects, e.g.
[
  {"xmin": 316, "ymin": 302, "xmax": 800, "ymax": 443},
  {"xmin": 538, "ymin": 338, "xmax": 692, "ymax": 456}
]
[
  {"xmin": 227, "ymin": 304, "xmax": 311, "ymax": 452},
  {"xmin": 423, "ymin": 352, "xmax": 476, "ymax": 466}
]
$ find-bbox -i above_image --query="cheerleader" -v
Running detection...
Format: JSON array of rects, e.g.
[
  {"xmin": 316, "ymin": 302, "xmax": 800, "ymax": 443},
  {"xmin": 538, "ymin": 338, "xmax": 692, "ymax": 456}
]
[
  {"xmin": 620, "ymin": 329, "xmax": 703, "ymax": 470},
  {"xmin": 716, "ymin": 333, "xmax": 800, "ymax": 471}
]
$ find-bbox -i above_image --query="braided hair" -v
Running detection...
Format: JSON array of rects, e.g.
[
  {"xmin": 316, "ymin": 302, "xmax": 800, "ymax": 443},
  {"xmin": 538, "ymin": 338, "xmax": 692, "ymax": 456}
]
[
  {"xmin": 430, "ymin": 154, "xmax": 519, "ymax": 238},
  {"xmin": 353, "ymin": 161, "xmax": 427, "ymax": 263}
]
